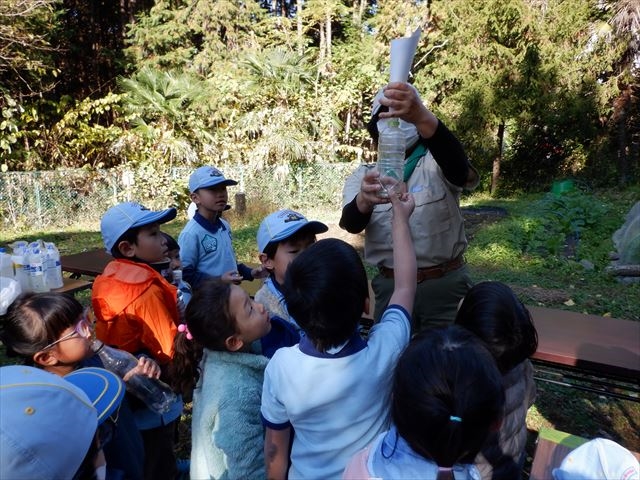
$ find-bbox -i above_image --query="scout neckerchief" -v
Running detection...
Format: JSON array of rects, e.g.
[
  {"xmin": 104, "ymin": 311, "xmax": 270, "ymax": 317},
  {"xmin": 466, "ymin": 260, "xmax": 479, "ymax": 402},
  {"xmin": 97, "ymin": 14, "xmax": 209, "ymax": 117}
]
[{"xmin": 404, "ymin": 143, "xmax": 427, "ymax": 182}]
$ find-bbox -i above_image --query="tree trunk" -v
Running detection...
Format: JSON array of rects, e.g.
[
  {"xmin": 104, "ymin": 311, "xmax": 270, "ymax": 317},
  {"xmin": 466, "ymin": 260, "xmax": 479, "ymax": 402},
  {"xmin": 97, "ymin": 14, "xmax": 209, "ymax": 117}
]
[
  {"xmin": 491, "ymin": 122, "xmax": 505, "ymax": 196},
  {"xmin": 345, "ymin": 110, "xmax": 351, "ymax": 141},
  {"xmin": 325, "ymin": 12, "xmax": 332, "ymax": 61},
  {"xmin": 297, "ymin": 0, "xmax": 303, "ymax": 55},
  {"xmin": 319, "ymin": 24, "xmax": 326, "ymax": 66},
  {"xmin": 615, "ymin": 88, "xmax": 630, "ymax": 187}
]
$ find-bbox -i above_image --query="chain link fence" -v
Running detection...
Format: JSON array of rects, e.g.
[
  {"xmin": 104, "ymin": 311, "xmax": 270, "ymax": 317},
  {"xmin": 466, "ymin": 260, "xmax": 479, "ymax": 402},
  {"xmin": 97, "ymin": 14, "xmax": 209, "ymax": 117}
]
[{"xmin": 0, "ymin": 162, "xmax": 362, "ymax": 233}]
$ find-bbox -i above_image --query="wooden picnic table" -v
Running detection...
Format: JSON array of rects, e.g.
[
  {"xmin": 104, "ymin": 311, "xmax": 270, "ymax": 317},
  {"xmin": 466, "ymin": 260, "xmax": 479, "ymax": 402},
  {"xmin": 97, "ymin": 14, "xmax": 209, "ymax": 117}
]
[
  {"xmin": 60, "ymin": 249, "xmax": 111, "ymax": 278},
  {"xmin": 60, "ymin": 248, "xmax": 264, "ymax": 297},
  {"xmin": 529, "ymin": 306, "xmax": 640, "ymax": 382},
  {"xmin": 53, "ymin": 277, "xmax": 93, "ymax": 295}
]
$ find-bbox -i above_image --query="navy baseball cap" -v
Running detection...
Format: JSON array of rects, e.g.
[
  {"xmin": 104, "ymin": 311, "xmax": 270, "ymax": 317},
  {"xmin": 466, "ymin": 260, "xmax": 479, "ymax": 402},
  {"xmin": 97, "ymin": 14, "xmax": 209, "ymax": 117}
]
[
  {"xmin": 257, "ymin": 209, "xmax": 328, "ymax": 253},
  {"xmin": 189, "ymin": 166, "xmax": 238, "ymax": 193},
  {"xmin": 101, "ymin": 201, "xmax": 177, "ymax": 253}
]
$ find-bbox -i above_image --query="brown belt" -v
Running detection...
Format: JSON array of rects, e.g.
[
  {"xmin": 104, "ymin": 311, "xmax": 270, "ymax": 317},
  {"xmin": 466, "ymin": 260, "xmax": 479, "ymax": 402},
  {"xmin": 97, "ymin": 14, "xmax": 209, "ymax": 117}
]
[{"xmin": 378, "ymin": 255, "xmax": 466, "ymax": 283}]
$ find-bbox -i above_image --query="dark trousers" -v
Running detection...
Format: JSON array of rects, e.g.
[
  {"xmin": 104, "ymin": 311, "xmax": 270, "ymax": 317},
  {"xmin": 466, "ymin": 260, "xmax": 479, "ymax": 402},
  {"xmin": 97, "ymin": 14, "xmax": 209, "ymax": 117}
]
[{"xmin": 140, "ymin": 421, "xmax": 178, "ymax": 480}]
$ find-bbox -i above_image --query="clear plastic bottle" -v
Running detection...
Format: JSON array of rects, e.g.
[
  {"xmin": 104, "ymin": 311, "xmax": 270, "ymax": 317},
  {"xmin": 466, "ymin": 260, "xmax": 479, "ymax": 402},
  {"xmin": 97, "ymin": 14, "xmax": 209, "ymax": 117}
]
[
  {"xmin": 27, "ymin": 247, "xmax": 49, "ymax": 293},
  {"xmin": 0, "ymin": 247, "xmax": 14, "ymax": 279},
  {"xmin": 377, "ymin": 118, "xmax": 405, "ymax": 198},
  {"xmin": 11, "ymin": 241, "xmax": 31, "ymax": 293},
  {"xmin": 44, "ymin": 242, "xmax": 64, "ymax": 289},
  {"xmin": 172, "ymin": 269, "xmax": 192, "ymax": 323},
  {"xmin": 91, "ymin": 339, "xmax": 178, "ymax": 415}
]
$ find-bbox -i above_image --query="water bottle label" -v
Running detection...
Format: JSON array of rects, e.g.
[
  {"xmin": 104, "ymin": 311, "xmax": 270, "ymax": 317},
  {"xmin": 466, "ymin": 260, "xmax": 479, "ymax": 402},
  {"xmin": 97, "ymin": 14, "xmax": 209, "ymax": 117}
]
[{"xmin": 30, "ymin": 264, "xmax": 44, "ymax": 276}]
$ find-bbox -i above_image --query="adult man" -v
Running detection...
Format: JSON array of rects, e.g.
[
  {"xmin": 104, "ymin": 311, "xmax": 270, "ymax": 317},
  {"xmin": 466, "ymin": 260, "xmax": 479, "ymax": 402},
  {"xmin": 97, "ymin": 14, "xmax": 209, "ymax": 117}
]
[{"xmin": 340, "ymin": 81, "xmax": 479, "ymax": 331}]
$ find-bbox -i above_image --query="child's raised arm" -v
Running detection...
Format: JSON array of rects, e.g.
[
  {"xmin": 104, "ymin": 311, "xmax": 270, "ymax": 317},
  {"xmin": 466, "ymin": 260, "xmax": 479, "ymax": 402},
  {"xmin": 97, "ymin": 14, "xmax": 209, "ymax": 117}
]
[{"xmin": 388, "ymin": 191, "xmax": 416, "ymax": 314}]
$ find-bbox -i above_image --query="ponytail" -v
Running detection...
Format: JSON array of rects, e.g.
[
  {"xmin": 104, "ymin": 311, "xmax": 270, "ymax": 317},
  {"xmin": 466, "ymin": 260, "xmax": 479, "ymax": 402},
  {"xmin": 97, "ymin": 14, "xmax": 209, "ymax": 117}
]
[{"xmin": 168, "ymin": 329, "xmax": 202, "ymax": 402}]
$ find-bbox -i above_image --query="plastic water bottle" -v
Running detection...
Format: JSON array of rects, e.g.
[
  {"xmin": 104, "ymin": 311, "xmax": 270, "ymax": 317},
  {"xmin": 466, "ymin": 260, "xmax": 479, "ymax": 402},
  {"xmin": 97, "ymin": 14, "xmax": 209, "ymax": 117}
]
[
  {"xmin": 172, "ymin": 269, "xmax": 192, "ymax": 323},
  {"xmin": 0, "ymin": 248, "xmax": 14, "ymax": 279},
  {"xmin": 44, "ymin": 242, "xmax": 64, "ymax": 289},
  {"xmin": 11, "ymin": 241, "xmax": 31, "ymax": 293},
  {"xmin": 91, "ymin": 339, "xmax": 178, "ymax": 415},
  {"xmin": 377, "ymin": 118, "xmax": 405, "ymax": 198},
  {"xmin": 28, "ymin": 247, "xmax": 49, "ymax": 292}
]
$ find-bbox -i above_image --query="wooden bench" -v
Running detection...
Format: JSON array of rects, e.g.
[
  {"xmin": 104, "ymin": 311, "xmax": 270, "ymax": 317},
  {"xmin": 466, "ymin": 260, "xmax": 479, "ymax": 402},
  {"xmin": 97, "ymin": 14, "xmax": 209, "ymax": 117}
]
[
  {"xmin": 53, "ymin": 277, "xmax": 93, "ymax": 295},
  {"xmin": 530, "ymin": 427, "xmax": 640, "ymax": 479},
  {"xmin": 528, "ymin": 306, "xmax": 640, "ymax": 401}
]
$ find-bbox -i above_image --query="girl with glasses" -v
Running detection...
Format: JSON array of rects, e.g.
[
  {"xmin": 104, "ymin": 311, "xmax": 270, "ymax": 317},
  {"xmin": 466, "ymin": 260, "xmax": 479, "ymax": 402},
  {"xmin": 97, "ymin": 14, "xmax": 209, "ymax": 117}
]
[{"xmin": 0, "ymin": 291, "xmax": 153, "ymax": 480}]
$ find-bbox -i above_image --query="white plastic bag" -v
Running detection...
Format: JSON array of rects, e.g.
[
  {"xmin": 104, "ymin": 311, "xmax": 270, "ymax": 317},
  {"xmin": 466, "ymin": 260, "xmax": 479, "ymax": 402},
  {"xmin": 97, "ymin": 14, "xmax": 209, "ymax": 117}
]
[{"xmin": 0, "ymin": 277, "xmax": 22, "ymax": 315}]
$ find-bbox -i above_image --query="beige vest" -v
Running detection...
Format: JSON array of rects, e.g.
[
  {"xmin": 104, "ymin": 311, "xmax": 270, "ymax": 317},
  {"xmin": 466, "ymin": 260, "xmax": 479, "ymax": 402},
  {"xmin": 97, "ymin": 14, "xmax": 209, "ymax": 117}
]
[{"xmin": 342, "ymin": 152, "xmax": 468, "ymax": 268}]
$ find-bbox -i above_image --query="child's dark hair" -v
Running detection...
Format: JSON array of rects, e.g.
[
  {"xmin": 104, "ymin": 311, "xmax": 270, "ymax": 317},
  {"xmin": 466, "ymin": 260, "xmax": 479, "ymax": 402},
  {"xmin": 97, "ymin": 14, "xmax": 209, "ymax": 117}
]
[
  {"xmin": 0, "ymin": 292, "xmax": 82, "ymax": 364},
  {"xmin": 455, "ymin": 281, "xmax": 538, "ymax": 373},
  {"xmin": 110, "ymin": 227, "xmax": 141, "ymax": 258},
  {"xmin": 282, "ymin": 238, "xmax": 368, "ymax": 351},
  {"xmin": 169, "ymin": 280, "xmax": 235, "ymax": 399},
  {"xmin": 391, "ymin": 325, "xmax": 505, "ymax": 478},
  {"xmin": 262, "ymin": 229, "xmax": 316, "ymax": 259},
  {"xmin": 161, "ymin": 231, "xmax": 179, "ymax": 252}
]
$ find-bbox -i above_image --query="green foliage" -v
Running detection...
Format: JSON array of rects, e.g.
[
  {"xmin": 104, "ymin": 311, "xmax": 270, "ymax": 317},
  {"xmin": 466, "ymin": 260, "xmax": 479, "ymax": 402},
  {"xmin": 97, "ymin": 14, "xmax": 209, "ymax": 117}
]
[
  {"xmin": 0, "ymin": 95, "xmax": 22, "ymax": 158},
  {"xmin": 3, "ymin": 0, "xmax": 639, "ymax": 195},
  {"xmin": 469, "ymin": 190, "xmax": 612, "ymax": 260}
]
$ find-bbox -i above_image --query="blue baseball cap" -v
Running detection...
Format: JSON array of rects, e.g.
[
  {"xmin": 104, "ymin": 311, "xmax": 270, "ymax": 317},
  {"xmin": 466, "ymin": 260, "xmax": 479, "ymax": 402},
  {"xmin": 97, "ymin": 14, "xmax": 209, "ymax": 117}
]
[
  {"xmin": 189, "ymin": 166, "xmax": 238, "ymax": 193},
  {"xmin": 0, "ymin": 366, "xmax": 102, "ymax": 479},
  {"xmin": 64, "ymin": 367, "xmax": 125, "ymax": 425},
  {"xmin": 257, "ymin": 209, "xmax": 328, "ymax": 253},
  {"xmin": 101, "ymin": 201, "xmax": 177, "ymax": 253}
]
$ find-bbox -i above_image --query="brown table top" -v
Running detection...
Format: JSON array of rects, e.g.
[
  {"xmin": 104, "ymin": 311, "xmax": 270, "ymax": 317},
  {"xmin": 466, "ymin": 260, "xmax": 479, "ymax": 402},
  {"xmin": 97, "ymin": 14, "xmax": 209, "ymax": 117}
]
[
  {"xmin": 529, "ymin": 306, "xmax": 640, "ymax": 381},
  {"xmin": 52, "ymin": 277, "xmax": 93, "ymax": 294},
  {"xmin": 59, "ymin": 249, "xmax": 265, "ymax": 297},
  {"xmin": 60, "ymin": 249, "xmax": 111, "ymax": 277}
]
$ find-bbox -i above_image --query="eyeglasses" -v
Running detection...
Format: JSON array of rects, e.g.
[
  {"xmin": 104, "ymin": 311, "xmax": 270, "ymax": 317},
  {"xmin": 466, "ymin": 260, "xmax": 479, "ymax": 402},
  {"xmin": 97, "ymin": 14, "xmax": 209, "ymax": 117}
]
[{"xmin": 40, "ymin": 309, "xmax": 92, "ymax": 351}]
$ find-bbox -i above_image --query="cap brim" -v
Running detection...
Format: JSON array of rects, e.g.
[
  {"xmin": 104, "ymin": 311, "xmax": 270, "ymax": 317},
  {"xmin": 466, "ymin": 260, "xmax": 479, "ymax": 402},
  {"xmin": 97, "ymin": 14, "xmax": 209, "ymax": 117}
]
[
  {"xmin": 191, "ymin": 179, "xmax": 238, "ymax": 192},
  {"xmin": 64, "ymin": 368, "xmax": 125, "ymax": 425},
  {"xmin": 131, "ymin": 207, "xmax": 177, "ymax": 229},
  {"xmin": 269, "ymin": 220, "xmax": 328, "ymax": 245}
]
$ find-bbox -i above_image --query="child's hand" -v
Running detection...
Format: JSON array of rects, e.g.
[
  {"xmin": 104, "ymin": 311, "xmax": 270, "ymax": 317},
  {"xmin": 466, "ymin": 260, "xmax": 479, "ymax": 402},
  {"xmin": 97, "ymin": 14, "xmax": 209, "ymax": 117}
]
[
  {"xmin": 222, "ymin": 270, "xmax": 243, "ymax": 284},
  {"xmin": 251, "ymin": 265, "xmax": 269, "ymax": 280},
  {"xmin": 123, "ymin": 356, "xmax": 161, "ymax": 381},
  {"xmin": 390, "ymin": 190, "xmax": 415, "ymax": 221}
]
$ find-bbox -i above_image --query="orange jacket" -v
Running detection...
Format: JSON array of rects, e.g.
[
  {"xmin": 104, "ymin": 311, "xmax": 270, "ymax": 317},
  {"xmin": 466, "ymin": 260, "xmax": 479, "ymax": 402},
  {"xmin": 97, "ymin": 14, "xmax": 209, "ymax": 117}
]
[{"xmin": 92, "ymin": 259, "xmax": 178, "ymax": 365}]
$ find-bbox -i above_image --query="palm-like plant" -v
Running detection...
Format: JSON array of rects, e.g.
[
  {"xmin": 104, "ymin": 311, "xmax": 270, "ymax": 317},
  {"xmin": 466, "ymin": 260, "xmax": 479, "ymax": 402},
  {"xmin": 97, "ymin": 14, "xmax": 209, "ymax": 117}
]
[
  {"xmin": 232, "ymin": 47, "xmax": 324, "ymax": 167},
  {"xmin": 116, "ymin": 67, "xmax": 213, "ymax": 166}
]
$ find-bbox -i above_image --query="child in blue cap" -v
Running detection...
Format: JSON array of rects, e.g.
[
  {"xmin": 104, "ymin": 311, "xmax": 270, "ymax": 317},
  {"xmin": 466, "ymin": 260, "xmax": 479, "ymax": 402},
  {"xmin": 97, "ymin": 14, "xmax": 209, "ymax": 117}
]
[
  {"xmin": 255, "ymin": 208, "xmax": 328, "ymax": 331},
  {"xmin": 92, "ymin": 200, "xmax": 184, "ymax": 480},
  {"xmin": 178, "ymin": 166, "xmax": 266, "ymax": 289}
]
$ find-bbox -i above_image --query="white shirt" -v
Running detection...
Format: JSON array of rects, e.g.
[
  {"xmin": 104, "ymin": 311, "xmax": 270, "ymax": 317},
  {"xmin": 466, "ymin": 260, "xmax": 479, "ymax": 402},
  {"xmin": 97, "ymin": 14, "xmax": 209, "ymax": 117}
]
[{"xmin": 261, "ymin": 305, "xmax": 411, "ymax": 479}]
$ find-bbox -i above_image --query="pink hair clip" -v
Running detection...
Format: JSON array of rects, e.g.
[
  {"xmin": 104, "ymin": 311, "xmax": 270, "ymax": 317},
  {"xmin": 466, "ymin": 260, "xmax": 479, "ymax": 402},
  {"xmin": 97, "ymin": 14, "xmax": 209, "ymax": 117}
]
[{"xmin": 177, "ymin": 323, "xmax": 193, "ymax": 340}]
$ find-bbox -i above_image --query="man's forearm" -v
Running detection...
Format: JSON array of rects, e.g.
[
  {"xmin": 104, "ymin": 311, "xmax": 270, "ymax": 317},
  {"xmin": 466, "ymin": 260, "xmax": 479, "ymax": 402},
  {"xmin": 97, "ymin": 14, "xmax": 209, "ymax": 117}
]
[{"xmin": 339, "ymin": 197, "xmax": 371, "ymax": 234}]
